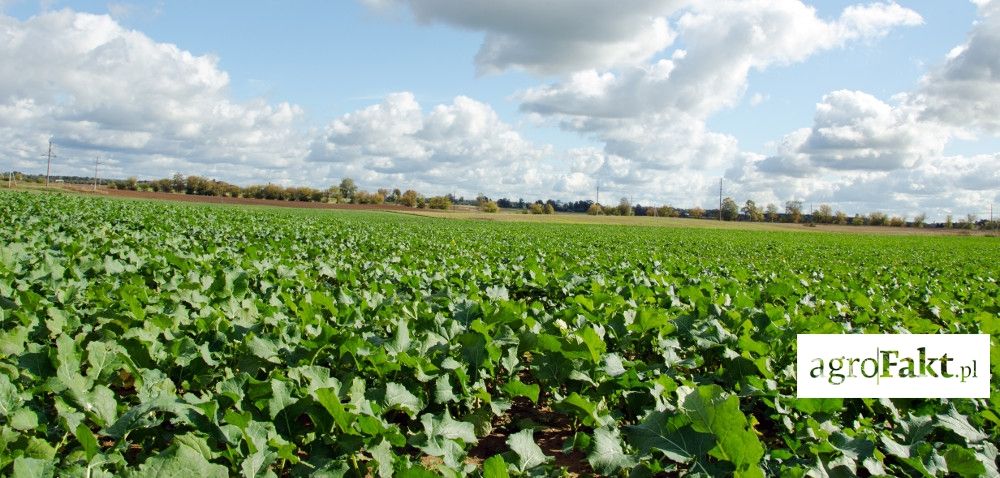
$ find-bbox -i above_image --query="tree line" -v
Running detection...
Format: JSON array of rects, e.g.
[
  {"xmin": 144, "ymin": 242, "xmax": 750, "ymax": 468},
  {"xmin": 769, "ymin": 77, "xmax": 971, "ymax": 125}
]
[{"xmin": 5, "ymin": 171, "xmax": 995, "ymax": 230}]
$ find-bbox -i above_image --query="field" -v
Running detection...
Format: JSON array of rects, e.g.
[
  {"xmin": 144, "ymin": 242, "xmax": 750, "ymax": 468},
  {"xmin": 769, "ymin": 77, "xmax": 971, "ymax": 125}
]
[{"xmin": 0, "ymin": 190, "xmax": 998, "ymax": 477}]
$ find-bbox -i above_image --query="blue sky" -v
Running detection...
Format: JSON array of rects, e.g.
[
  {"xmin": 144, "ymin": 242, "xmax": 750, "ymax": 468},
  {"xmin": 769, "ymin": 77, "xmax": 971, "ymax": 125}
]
[{"xmin": 1, "ymin": 1, "xmax": 997, "ymax": 218}]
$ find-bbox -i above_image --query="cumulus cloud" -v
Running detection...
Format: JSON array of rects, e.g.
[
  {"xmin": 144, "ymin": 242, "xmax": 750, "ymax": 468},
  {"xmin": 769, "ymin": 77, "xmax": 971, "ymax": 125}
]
[
  {"xmin": 913, "ymin": 0, "xmax": 1000, "ymax": 135},
  {"xmin": 759, "ymin": 90, "xmax": 949, "ymax": 174},
  {"xmin": 308, "ymin": 92, "xmax": 561, "ymax": 197},
  {"xmin": 363, "ymin": 0, "xmax": 685, "ymax": 75},
  {"xmin": 0, "ymin": 10, "xmax": 305, "ymax": 181}
]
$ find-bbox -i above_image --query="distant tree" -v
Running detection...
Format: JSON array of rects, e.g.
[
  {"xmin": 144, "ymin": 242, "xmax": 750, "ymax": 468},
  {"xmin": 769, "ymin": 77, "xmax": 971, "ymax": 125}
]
[
  {"xmin": 126, "ymin": 176, "xmax": 138, "ymax": 190},
  {"xmin": 529, "ymin": 202, "xmax": 544, "ymax": 214},
  {"xmin": 171, "ymin": 173, "xmax": 186, "ymax": 193},
  {"xmin": 587, "ymin": 203, "xmax": 603, "ymax": 215},
  {"xmin": 391, "ymin": 188, "xmax": 402, "ymax": 202},
  {"xmin": 741, "ymin": 200, "xmax": 763, "ymax": 222},
  {"xmin": 427, "ymin": 196, "xmax": 452, "ymax": 210},
  {"xmin": 784, "ymin": 201, "xmax": 803, "ymax": 223},
  {"xmin": 834, "ymin": 210, "xmax": 847, "ymax": 225},
  {"xmin": 912, "ymin": 213, "xmax": 926, "ymax": 228},
  {"xmin": 339, "ymin": 178, "xmax": 358, "ymax": 201},
  {"xmin": 721, "ymin": 197, "xmax": 739, "ymax": 221},
  {"xmin": 480, "ymin": 200, "xmax": 499, "ymax": 213},
  {"xmin": 963, "ymin": 214, "xmax": 977, "ymax": 229},
  {"xmin": 645, "ymin": 207, "xmax": 656, "ymax": 217},
  {"xmin": 815, "ymin": 204, "xmax": 833, "ymax": 224},
  {"xmin": 765, "ymin": 203, "xmax": 779, "ymax": 222},
  {"xmin": 399, "ymin": 189, "xmax": 420, "ymax": 207},
  {"xmin": 658, "ymin": 205, "xmax": 678, "ymax": 217},
  {"xmin": 617, "ymin": 197, "xmax": 634, "ymax": 216},
  {"xmin": 889, "ymin": 215, "xmax": 906, "ymax": 227},
  {"xmin": 689, "ymin": 207, "xmax": 705, "ymax": 219},
  {"xmin": 869, "ymin": 211, "xmax": 888, "ymax": 226},
  {"xmin": 945, "ymin": 214, "xmax": 953, "ymax": 228},
  {"xmin": 544, "ymin": 203, "xmax": 555, "ymax": 215}
]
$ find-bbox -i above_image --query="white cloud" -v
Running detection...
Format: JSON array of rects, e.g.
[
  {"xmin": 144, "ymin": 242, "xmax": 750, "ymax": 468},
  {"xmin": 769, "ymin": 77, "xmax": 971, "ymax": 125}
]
[
  {"xmin": 0, "ymin": 10, "xmax": 305, "ymax": 180},
  {"xmin": 759, "ymin": 90, "xmax": 949, "ymax": 173},
  {"xmin": 913, "ymin": 0, "xmax": 1000, "ymax": 135},
  {"xmin": 363, "ymin": 0, "xmax": 686, "ymax": 75},
  {"xmin": 308, "ymin": 92, "xmax": 561, "ymax": 198}
]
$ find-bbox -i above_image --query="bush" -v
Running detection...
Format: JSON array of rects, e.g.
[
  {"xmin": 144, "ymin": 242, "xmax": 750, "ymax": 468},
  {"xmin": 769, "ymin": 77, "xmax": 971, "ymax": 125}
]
[
  {"xmin": 587, "ymin": 203, "xmax": 603, "ymax": 215},
  {"xmin": 528, "ymin": 203, "xmax": 544, "ymax": 214},
  {"xmin": 480, "ymin": 200, "xmax": 499, "ymax": 213},
  {"xmin": 543, "ymin": 203, "xmax": 555, "ymax": 215},
  {"xmin": 427, "ymin": 196, "xmax": 452, "ymax": 210}
]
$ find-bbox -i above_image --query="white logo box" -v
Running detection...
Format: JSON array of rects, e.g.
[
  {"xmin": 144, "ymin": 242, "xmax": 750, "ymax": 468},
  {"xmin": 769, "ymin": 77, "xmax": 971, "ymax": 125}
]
[{"xmin": 797, "ymin": 334, "xmax": 991, "ymax": 398}]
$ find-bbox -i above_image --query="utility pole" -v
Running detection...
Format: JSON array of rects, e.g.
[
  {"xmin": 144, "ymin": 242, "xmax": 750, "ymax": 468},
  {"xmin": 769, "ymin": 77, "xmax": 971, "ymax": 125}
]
[
  {"xmin": 93, "ymin": 155, "xmax": 100, "ymax": 192},
  {"xmin": 43, "ymin": 140, "xmax": 55, "ymax": 187},
  {"xmin": 719, "ymin": 178, "xmax": 723, "ymax": 221},
  {"xmin": 596, "ymin": 180, "xmax": 600, "ymax": 205}
]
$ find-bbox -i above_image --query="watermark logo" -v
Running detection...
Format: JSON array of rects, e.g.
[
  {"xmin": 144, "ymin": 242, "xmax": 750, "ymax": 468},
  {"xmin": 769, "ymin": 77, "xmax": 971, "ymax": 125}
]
[{"xmin": 797, "ymin": 334, "xmax": 990, "ymax": 398}]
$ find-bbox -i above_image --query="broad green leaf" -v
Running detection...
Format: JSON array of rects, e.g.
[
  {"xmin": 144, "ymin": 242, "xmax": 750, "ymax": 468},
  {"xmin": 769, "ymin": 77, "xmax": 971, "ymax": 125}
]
[
  {"xmin": 587, "ymin": 426, "xmax": 636, "ymax": 476},
  {"xmin": 944, "ymin": 445, "xmax": 986, "ymax": 478},
  {"xmin": 502, "ymin": 378, "xmax": 539, "ymax": 403},
  {"xmin": 129, "ymin": 439, "xmax": 228, "ymax": 478},
  {"xmin": 680, "ymin": 385, "xmax": 764, "ymax": 474},
  {"xmin": 13, "ymin": 457, "xmax": 55, "ymax": 478},
  {"xmin": 507, "ymin": 429, "xmax": 548, "ymax": 472},
  {"xmin": 482, "ymin": 455, "xmax": 509, "ymax": 478},
  {"xmin": 383, "ymin": 382, "xmax": 423, "ymax": 418}
]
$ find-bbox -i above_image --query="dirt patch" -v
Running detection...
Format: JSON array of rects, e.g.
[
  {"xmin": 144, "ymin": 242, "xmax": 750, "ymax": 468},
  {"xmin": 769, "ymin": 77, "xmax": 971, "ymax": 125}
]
[{"xmin": 466, "ymin": 399, "xmax": 592, "ymax": 476}]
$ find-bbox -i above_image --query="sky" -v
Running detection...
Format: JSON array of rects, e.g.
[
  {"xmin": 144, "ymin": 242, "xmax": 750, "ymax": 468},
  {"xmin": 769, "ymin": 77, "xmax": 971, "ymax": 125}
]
[{"xmin": 1, "ymin": 0, "xmax": 997, "ymax": 220}]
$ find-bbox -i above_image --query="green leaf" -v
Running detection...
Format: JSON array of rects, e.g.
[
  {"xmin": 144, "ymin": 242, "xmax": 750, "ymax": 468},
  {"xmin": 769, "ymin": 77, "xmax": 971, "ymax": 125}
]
[
  {"xmin": 369, "ymin": 439, "xmax": 396, "ymax": 478},
  {"xmin": 502, "ymin": 379, "xmax": 539, "ymax": 403},
  {"xmin": 414, "ymin": 410, "xmax": 476, "ymax": 468},
  {"xmin": 434, "ymin": 375, "xmax": 458, "ymax": 404},
  {"xmin": 314, "ymin": 387, "xmax": 354, "ymax": 433},
  {"xmin": 587, "ymin": 426, "xmax": 636, "ymax": 476},
  {"xmin": 74, "ymin": 423, "xmax": 100, "ymax": 461},
  {"xmin": 625, "ymin": 411, "xmax": 713, "ymax": 464},
  {"xmin": 11, "ymin": 407, "xmax": 39, "ymax": 431},
  {"xmin": 267, "ymin": 379, "xmax": 296, "ymax": 420},
  {"xmin": 944, "ymin": 445, "xmax": 986, "ymax": 478},
  {"xmin": 680, "ymin": 385, "xmax": 764, "ymax": 473},
  {"xmin": 483, "ymin": 455, "xmax": 509, "ymax": 478},
  {"xmin": 383, "ymin": 382, "xmax": 423, "ymax": 418},
  {"xmin": 0, "ymin": 374, "xmax": 23, "ymax": 417},
  {"xmin": 12, "ymin": 457, "xmax": 55, "ymax": 478},
  {"xmin": 937, "ymin": 407, "xmax": 988, "ymax": 444},
  {"xmin": 130, "ymin": 439, "xmax": 228, "ymax": 478},
  {"xmin": 507, "ymin": 429, "xmax": 548, "ymax": 472},
  {"xmin": 579, "ymin": 326, "xmax": 606, "ymax": 363}
]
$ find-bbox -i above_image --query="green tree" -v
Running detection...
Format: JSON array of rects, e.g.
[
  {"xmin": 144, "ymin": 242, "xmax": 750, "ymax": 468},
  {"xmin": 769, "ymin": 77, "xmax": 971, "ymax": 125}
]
[
  {"xmin": 834, "ymin": 210, "xmax": 847, "ymax": 225},
  {"xmin": 815, "ymin": 204, "xmax": 833, "ymax": 224},
  {"xmin": 765, "ymin": 203, "xmax": 779, "ymax": 222},
  {"xmin": 399, "ymin": 189, "xmax": 420, "ymax": 207},
  {"xmin": 428, "ymin": 196, "xmax": 452, "ymax": 210},
  {"xmin": 339, "ymin": 178, "xmax": 358, "ymax": 201},
  {"xmin": 784, "ymin": 201, "xmax": 803, "ymax": 223},
  {"xmin": 741, "ymin": 200, "xmax": 762, "ymax": 222},
  {"xmin": 617, "ymin": 197, "xmax": 634, "ymax": 216},
  {"xmin": 720, "ymin": 197, "xmax": 739, "ymax": 221}
]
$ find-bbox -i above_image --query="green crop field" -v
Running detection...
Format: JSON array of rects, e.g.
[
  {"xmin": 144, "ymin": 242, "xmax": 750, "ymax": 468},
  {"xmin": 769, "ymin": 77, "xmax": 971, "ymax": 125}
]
[{"xmin": 1, "ymin": 190, "xmax": 997, "ymax": 477}]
